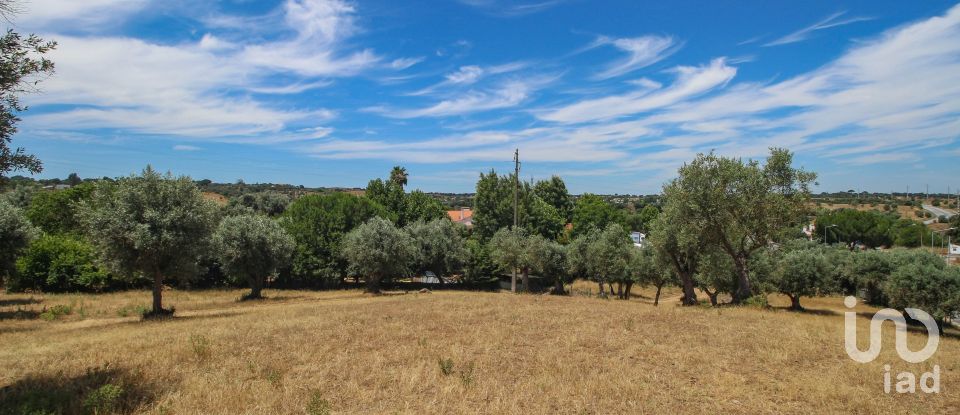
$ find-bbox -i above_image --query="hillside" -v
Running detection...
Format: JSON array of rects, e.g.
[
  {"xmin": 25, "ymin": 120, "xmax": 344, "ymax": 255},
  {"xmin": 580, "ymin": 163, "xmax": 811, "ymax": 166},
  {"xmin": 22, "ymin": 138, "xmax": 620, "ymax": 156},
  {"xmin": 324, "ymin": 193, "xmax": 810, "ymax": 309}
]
[{"xmin": 1, "ymin": 289, "xmax": 956, "ymax": 414}]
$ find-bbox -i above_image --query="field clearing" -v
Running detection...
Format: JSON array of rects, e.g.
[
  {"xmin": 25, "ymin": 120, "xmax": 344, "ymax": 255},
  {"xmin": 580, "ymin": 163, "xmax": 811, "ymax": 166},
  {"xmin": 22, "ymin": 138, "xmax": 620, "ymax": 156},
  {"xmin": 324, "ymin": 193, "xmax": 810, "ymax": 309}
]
[{"xmin": 1, "ymin": 288, "xmax": 957, "ymax": 414}]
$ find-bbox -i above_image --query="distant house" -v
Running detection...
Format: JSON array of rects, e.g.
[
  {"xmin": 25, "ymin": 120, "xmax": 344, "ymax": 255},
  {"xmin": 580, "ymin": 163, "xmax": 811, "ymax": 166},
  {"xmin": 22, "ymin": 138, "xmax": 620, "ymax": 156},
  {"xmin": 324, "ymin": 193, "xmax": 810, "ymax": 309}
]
[
  {"xmin": 631, "ymin": 231, "xmax": 647, "ymax": 248},
  {"xmin": 42, "ymin": 184, "xmax": 72, "ymax": 190},
  {"xmin": 447, "ymin": 207, "xmax": 473, "ymax": 228},
  {"xmin": 950, "ymin": 243, "xmax": 960, "ymax": 256}
]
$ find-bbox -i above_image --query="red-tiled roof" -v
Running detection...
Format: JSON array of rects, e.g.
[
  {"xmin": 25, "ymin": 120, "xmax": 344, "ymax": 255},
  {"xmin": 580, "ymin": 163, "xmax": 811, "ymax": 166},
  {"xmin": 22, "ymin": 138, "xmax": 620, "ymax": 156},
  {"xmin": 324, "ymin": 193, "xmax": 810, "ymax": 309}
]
[{"xmin": 446, "ymin": 208, "xmax": 473, "ymax": 222}]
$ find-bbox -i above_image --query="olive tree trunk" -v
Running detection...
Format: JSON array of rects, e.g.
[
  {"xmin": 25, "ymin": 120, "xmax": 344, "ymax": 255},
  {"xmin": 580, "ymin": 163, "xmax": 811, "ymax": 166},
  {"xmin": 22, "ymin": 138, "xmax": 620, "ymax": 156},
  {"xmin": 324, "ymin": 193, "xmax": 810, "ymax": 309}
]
[
  {"xmin": 152, "ymin": 270, "xmax": 164, "ymax": 314},
  {"xmin": 521, "ymin": 267, "xmax": 530, "ymax": 292}
]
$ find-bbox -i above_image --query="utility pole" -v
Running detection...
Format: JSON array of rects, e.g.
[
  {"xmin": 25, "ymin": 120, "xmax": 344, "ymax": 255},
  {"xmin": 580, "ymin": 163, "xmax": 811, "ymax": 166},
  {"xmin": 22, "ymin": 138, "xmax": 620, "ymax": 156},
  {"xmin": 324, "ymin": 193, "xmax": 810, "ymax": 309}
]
[{"xmin": 511, "ymin": 148, "xmax": 520, "ymax": 293}]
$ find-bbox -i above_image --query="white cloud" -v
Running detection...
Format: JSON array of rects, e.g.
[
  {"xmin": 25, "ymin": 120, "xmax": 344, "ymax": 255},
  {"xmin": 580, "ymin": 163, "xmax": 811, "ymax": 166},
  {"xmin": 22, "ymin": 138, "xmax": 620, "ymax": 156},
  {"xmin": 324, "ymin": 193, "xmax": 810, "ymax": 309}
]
[
  {"xmin": 539, "ymin": 58, "xmax": 736, "ymax": 123},
  {"xmin": 369, "ymin": 80, "xmax": 536, "ymax": 118},
  {"xmin": 457, "ymin": 0, "xmax": 565, "ymax": 17},
  {"xmin": 390, "ymin": 57, "xmax": 424, "ymax": 70},
  {"xmin": 22, "ymin": 0, "xmax": 374, "ymax": 141},
  {"xmin": 592, "ymin": 35, "xmax": 679, "ymax": 79},
  {"xmin": 764, "ymin": 11, "xmax": 873, "ymax": 46},
  {"xmin": 445, "ymin": 65, "xmax": 484, "ymax": 84},
  {"xmin": 16, "ymin": 0, "xmax": 149, "ymax": 32},
  {"xmin": 173, "ymin": 145, "xmax": 201, "ymax": 151},
  {"xmin": 308, "ymin": 4, "xmax": 960, "ymax": 183}
]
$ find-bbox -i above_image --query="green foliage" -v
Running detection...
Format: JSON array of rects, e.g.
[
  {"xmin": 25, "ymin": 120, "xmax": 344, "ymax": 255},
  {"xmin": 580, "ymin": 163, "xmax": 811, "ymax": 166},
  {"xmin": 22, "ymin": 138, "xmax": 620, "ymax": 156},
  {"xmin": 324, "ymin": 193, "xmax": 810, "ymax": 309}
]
[
  {"xmin": 26, "ymin": 183, "xmax": 95, "ymax": 235},
  {"xmin": 78, "ymin": 166, "xmax": 219, "ymax": 315},
  {"xmin": 533, "ymin": 175, "xmax": 572, "ymax": 222},
  {"xmin": 1, "ymin": 28, "xmax": 57, "ymax": 177},
  {"xmin": 571, "ymin": 193, "xmax": 624, "ymax": 237},
  {"xmin": 12, "ymin": 234, "xmax": 111, "ymax": 292},
  {"xmin": 630, "ymin": 247, "xmax": 673, "ymax": 305},
  {"xmin": 567, "ymin": 224, "xmax": 632, "ymax": 296},
  {"xmin": 472, "ymin": 169, "xmax": 525, "ymax": 240},
  {"xmin": 340, "ymin": 217, "xmax": 415, "ymax": 293},
  {"xmin": 774, "ymin": 243, "xmax": 835, "ymax": 310},
  {"xmin": 0, "ymin": 198, "xmax": 37, "ymax": 283},
  {"xmin": 306, "ymin": 391, "xmax": 332, "ymax": 415},
  {"xmin": 404, "ymin": 219, "xmax": 467, "ymax": 280},
  {"xmin": 625, "ymin": 204, "xmax": 659, "ymax": 233},
  {"xmin": 488, "ymin": 227, "xmax": 536, "ymax": 276},
  {"xmin": 527, "ymin": 236, "xmax": 569, "ymax": 291},
  {"xmin": 281, "ymin": 192, "xmax": 390, "ymax": 287},
  {"xmin": 524, "ymin": 196, "xmax": 565, "ymax": 240},
  {"xmin": 659, "ymin": 148, "xmax": 816, "ymax": 303},
  {"xmin": 39, "ymin": 304, "xmax": 73, "ymax": 321},
  {"xmin": 816, "ymin": 209, "xmax": 904, "ymax": 247},
  {"xmin": 365, "ymin": 178, "xmax": 406, "ymax": 222},
  {"xmin": 213, "ymin": 214, "xmax": 295, "ymax": 299},
  {"xmin": 695, "ymin": 248, "xmax": 738, "ymax": 305},
  {"xmin": 403, "ymin": 190, "xmax": 447, "ymax": 225},
  {"xmin": 437, "ymin": 357, "xmax": 455, "ymax": 376},
  {"xmin": 389, "ymin": 165, "xmax": 408, "ymax": 187},
  {"xmin": 1, "ymin": 184, "xmax": 36, "ymax": 208},
  {"xmin": 463, "ymin": 238, "xmax": 498, "ymax": 283},
  {"xmin": 883, "ymin": 250, "xmax": 959, "ymax": 324},
  {"xmin": 82, "ymin": 383, "xmax": 123, "ymax": 415},
  {"xmin": 229, "ymin": 191, "xmax": 290, "ymax": 217},
  {"xmin": 367, "ymin": 169, "xmax": 445, "ymax": 226},
  {"xmin": 647, "ymin": 200, "xmax": 700, "ymax": 305}
]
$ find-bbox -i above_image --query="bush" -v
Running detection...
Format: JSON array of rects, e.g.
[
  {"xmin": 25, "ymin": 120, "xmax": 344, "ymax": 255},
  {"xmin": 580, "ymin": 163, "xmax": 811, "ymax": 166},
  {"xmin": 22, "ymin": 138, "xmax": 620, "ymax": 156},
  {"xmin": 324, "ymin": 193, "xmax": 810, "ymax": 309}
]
[
  {"xmin": 11, "ymin": 234, "xmax": 112, "ymax": 292},
  {"xmin": 82, "ymin": 383, "xmax": 123, "ymax": 415},
  {"xmin": 1, "ymin": 199, "xmax": 38, "ymax": 285},
  {"xmin": 39, "ymin": 304, "xmax": 73, "ymax": 321}
]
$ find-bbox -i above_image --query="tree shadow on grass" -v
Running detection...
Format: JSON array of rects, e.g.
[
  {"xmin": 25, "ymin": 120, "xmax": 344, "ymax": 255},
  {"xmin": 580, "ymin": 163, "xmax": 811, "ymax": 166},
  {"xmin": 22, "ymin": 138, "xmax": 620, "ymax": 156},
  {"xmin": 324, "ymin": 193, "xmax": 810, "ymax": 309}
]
[
  {"xmin": 0, "ymin": 297, "xmax": 41, "ymax": 307},
  {"xmin": 774, "ymin": 306, "xmax": 960, "ymax": 340},
  {"xmin": 0, "ymin": 308, "xmax": 40, "ymax": 320},
  {"xmin": 0, "ymin": 365, "xmax": 169, "ymax": 415}
]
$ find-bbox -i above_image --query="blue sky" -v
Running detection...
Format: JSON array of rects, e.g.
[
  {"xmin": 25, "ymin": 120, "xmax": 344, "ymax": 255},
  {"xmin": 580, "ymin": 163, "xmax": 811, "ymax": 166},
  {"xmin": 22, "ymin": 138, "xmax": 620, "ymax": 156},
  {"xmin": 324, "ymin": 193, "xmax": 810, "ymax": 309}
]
[{"xmin": 10, "ymin": 0, "xmax": 960, "ymax": 194}]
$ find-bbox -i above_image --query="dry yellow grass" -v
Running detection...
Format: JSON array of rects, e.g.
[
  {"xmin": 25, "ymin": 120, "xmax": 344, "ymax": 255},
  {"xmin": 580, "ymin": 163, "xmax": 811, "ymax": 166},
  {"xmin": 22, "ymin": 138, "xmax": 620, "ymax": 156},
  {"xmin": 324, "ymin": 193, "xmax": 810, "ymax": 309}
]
[{"xmin": 1, "ymin": 288, "xmax": 957, "ymax": 414}]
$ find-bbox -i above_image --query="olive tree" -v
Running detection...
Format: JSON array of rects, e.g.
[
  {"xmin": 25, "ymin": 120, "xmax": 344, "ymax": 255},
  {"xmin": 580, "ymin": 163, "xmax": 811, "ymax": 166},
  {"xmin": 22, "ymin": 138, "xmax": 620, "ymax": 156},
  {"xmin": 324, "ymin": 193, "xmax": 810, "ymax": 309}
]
[
  {"xmin": 488, "ymin": 227, "xmax": 537, "ymax": 292},
  {"xmin": 631, "ymin": 247, "xmax": 673, "ymax": 305},
  {"xmin": 340, "ymin": 217, "xmax": 414, "ymax": 294},
  {"xmin": 405, "ymin": 218, "xmax": 468, "ymax": 284},
  {"xmin": 78, "ymin": 166, "xmax": 218, "ymax": 317},
  {"xmin": 774, "ymin": 246, "xmax": 834, "ymax": 310},
  {"xmin": 0, "ymin": 198, "xmax": 37, "ymax": 284},
  {"xmin": 213, "ymin": 214, "xmax": 295, "ymax": 300},
  {"xmin": 567, "ymin": 224, "xmax": 632, "ymax": 298},
  {"xmin": 1, "ymin": 4, "xmax": 57, "ymax": 178},
  {"xmin": 884, "ymin": 251, "xmax": 960, "ymax": 332},
  {"xmin": 528, "ymin": 236, "xmax": 569, "ymax": 295},
  {"xmin": 648, "ymin": 200, "xmax": 699, "ymax": 305},
  {"xmin": 663, "ymin": 149, "xmax": 815, "ymax": 303}
]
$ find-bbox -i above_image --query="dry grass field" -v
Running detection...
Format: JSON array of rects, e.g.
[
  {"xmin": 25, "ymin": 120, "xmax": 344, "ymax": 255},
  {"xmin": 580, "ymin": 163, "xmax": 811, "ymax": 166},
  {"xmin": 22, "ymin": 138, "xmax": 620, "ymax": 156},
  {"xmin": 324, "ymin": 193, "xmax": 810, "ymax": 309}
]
[{"xmin": 1, "ymin": 287, "xmax": 957, "ymax": 414}]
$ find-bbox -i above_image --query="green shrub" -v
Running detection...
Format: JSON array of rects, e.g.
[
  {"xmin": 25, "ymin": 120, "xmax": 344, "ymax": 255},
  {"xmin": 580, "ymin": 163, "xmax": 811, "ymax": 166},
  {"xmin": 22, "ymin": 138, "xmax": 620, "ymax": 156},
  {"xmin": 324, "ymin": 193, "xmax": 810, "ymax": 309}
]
[
  {"xmin": 39, "ymin": 304, "xmax": 73, "ymax": 321},
  {"xmin": 437, "ymin": 357, "xmax": 454, "ymax": 376},
  {"xmin": 12, "ymin": 234, "xmax": 112, "ymax": 292},
  {"xmin": 305, "ymin": 391, "xmax": 331, "ymax": 415},
  {"xmin": 82, "ymin": 383, "xmax": 123, "ymax": 415}
]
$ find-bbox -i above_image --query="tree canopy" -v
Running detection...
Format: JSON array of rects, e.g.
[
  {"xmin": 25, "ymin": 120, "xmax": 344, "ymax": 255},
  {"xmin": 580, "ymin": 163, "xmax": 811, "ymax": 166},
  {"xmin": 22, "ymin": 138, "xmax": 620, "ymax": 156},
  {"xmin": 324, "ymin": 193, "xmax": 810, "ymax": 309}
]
[
  {"xmin": 341, "ymin": 217, "xmax": 415, "ymax": 294},
  {"xmin": 213, "ymin": 214, "xmax": 295, "ymax": 300},
  {"xmin": 1, "ymin": 17, "xmax": 57, "ymax": 179},
  {"xmin": 281, "ymin": 192, "xmax": 390, "ymax": 287},
  {"xmin": 78, "ymin": 166, "xmax": 219, "ymax": 316},
  {"xmin": 661, "ymin": 148, "xmax": 815, "ymax": 303}
]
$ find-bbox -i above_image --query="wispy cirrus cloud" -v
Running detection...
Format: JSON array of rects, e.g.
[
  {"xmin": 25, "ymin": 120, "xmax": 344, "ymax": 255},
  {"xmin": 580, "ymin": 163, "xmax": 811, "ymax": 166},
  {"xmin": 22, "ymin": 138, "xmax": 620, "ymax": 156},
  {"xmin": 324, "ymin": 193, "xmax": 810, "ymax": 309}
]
[
  {"xmin": 590, "ymin": 35, "xmax": 680, "ymax": 80},
  {"xmin": 309, "ymin": 4, "xmax": 960, "ymax": 182},
  {"xmin": 764, "ymin": 11, "xmax": 873, "ymax": 46},
  {"xmin": 539, "ymin": 58, "xmax": 736, "ymax": 123},
  {"xmin": 366, "ymin": 76, "xmax": 553, "ymax": 118},
  {"xmin": 457, "ymin": 0, "xmax": 566, "ymax": 17}
]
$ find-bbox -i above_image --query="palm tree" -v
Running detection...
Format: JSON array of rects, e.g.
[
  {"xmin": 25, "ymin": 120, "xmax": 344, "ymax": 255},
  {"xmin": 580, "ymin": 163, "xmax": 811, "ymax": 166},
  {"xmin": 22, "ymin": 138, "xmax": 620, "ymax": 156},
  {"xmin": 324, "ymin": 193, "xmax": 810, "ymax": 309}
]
[{"xmin": 389, "ymin": 166, "xmax": 408, "ymax": 188}]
